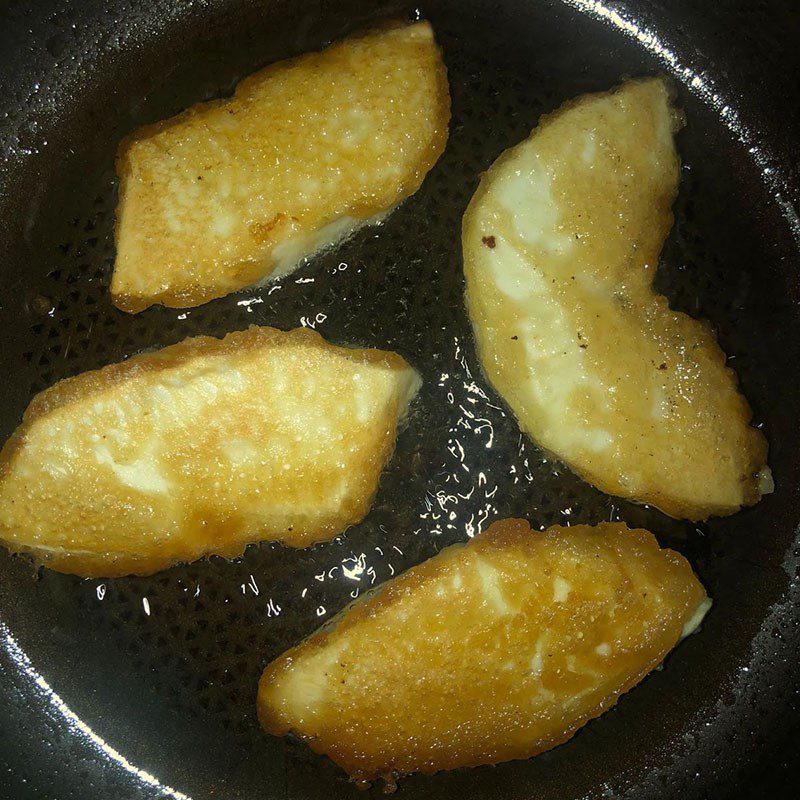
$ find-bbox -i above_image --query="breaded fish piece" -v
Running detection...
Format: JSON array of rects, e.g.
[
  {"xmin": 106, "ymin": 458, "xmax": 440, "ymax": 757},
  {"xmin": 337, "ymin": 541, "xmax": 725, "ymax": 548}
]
[
  {"xmin": 112, "ymin": 21, "xmax": 450, "ymax": 312},
  {"xmin": 462, "ymin": 78, "xmax": 771, "ymax": 521},
  {"xmin": 258, "ymin": 520, "xmax": 709, "ymax": 780},
  {"xmin": 0, "ymin": 327, "xmax": 420, "ymax": 577}
]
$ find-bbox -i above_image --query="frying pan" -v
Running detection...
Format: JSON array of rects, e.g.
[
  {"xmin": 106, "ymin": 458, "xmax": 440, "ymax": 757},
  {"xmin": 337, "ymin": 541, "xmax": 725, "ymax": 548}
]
[{"xmin": 0, "ymin": 0, "xmax": 798, "ymax": 797}]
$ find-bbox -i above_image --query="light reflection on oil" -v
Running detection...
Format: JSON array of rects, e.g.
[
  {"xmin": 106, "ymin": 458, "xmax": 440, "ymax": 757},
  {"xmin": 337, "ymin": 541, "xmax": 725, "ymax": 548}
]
[{"xmin": 420, "ymin": 335, "xmax": 542, "ymax": 540}]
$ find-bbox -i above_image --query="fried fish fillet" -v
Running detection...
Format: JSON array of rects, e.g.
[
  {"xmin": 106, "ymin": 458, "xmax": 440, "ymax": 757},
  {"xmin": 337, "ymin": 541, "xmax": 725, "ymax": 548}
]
[
  {"xmin": 111, "ymin": 21, "xmax": 450, "ymax": 312},
  {"xmin": 0, "ymin": 327, "xmax": 420, "ymax": 577},
  {"xmin": 258, "ymin": 520, "xmax": 709, "ymax": 780},
  {"xmin": 462, "ymin": 78, "xmax": 770, "ymax": 521}
]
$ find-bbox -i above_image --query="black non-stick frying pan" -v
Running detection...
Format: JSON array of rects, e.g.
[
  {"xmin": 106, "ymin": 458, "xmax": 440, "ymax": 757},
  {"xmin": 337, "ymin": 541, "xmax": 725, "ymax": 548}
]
[{"xmin": 1, "ymin": 0, "xmax": 798, "ymax": 798}]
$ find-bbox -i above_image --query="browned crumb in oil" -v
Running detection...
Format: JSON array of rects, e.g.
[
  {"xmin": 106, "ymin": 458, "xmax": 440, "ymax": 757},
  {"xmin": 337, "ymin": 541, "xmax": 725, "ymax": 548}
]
[{"xmin": 30, "ymin": 295, "xmax": 53, "ymax": 315}]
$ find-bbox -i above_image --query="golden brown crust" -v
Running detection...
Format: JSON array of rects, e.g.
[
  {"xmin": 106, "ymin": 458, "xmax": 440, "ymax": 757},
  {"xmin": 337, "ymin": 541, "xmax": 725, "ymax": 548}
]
[
  {"xmin": 462, "ymin": 78, "xmax": 770, "ymax": 520},
  {"xmin": 15, "ymin": 326, "xmax": 407, "ymax": 425},
  {"xmin": 112, "ymin": 21, "xmax": 451, "ymax": 312},
  {"xmin": 258, "ymin": 520, "xmax": 708, "ymax": 779},
  {"xmin": 0, "ymin": 326, "xmax": 420, "ymax": 576}
]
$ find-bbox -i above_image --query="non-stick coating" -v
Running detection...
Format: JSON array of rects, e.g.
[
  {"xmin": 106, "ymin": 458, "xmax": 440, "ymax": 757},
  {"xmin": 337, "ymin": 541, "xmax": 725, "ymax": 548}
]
[{"xmin": 0, "ymin": 1, "xmax": 799, "ymax": 798}]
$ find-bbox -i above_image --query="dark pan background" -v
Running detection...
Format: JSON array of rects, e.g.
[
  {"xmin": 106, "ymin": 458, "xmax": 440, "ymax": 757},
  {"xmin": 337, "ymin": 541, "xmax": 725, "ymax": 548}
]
[{"xmin": 0, "ymin": 0, "xmax": 798, "ymax": 798}]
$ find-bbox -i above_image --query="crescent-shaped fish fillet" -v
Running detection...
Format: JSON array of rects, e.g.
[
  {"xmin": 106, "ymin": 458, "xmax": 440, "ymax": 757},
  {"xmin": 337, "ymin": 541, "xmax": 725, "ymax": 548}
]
[
  {"xmin": 0, "ymin": 327, "xmax": 420, "ymax": 576},
  {"xmin": 258, "ymin": 520, "xmax": 709, "ymax": 780},
  {"xmin": 462, "ymin": 78, "xmax": 770, "ymax": 520},
  {"xmin": 111, "ymin": 21, "xmax": 450, "ymax": 312}
]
